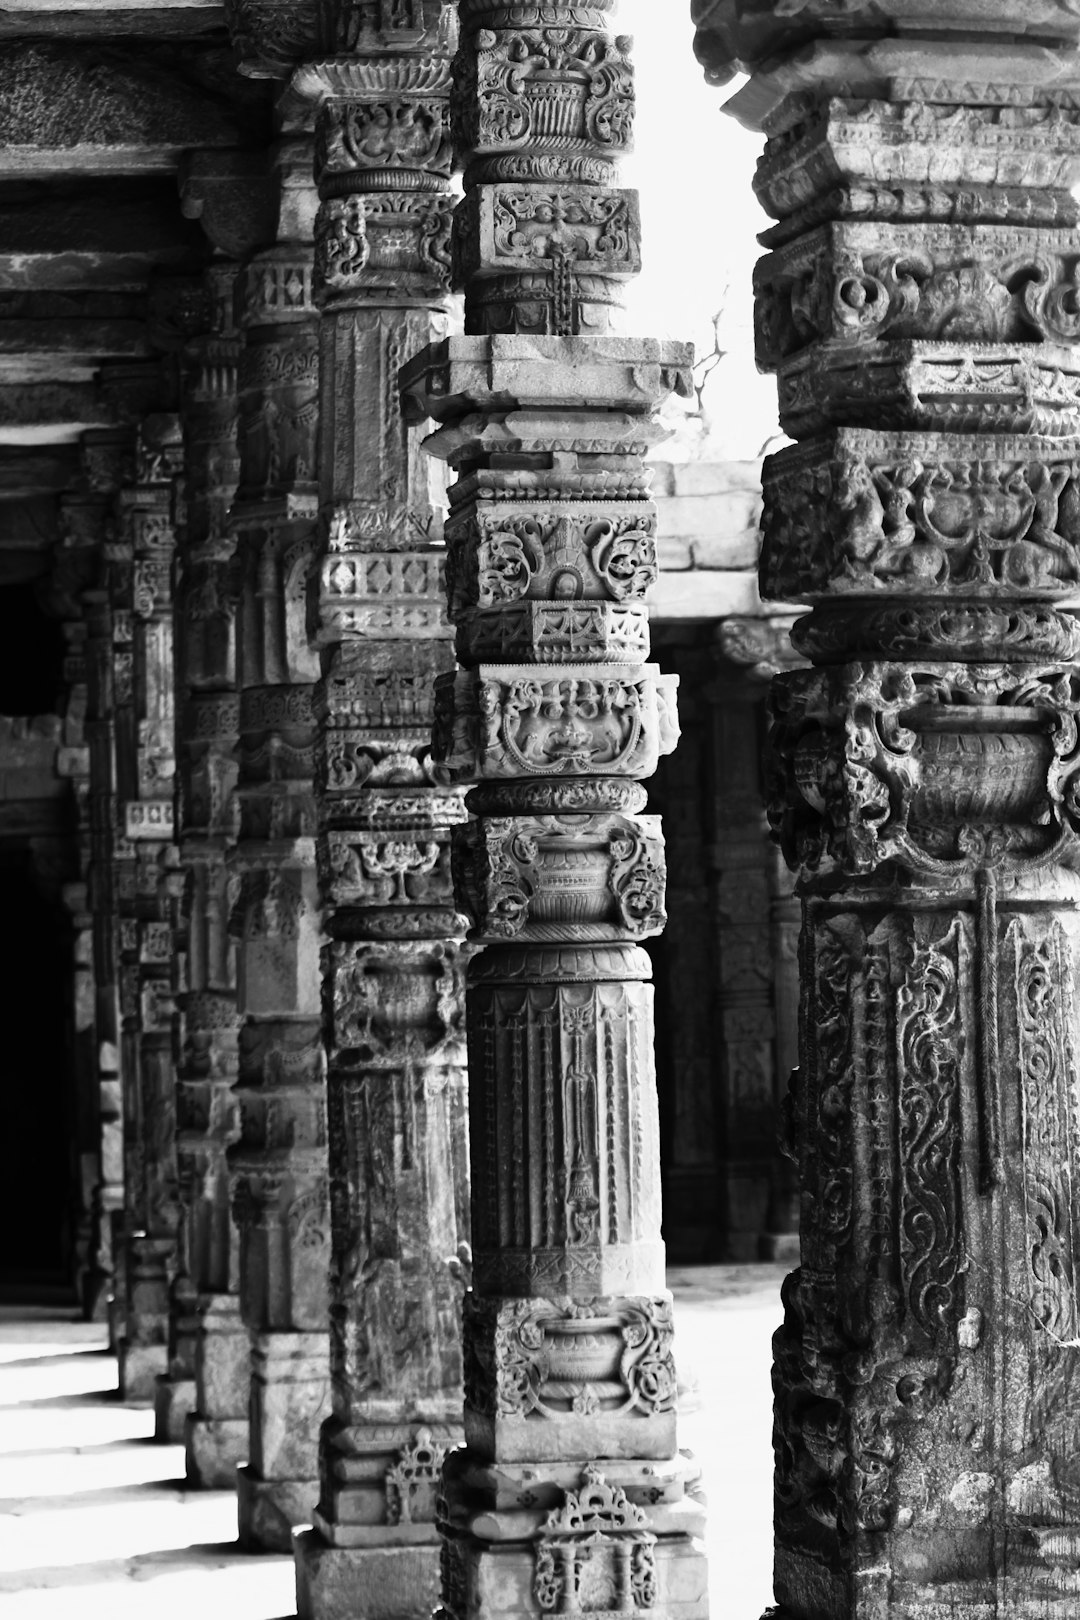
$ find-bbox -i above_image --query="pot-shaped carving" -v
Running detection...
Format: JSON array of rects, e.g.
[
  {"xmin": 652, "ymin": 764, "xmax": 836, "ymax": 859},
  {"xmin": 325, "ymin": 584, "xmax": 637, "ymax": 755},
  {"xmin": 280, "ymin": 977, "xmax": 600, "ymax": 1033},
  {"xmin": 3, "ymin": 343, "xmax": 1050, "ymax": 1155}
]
[
  {"xmin": 529, "ymin": 844, "xmax": 611, "ymax": 923},
  {"xmin": 456, "ymin": 812, "xmax": 666, "ymax": 941},
  {"xmin": 907, "ymin": 708, "xmax": 1052, "ymax": 825},
  {"xmin": 473, "ymin": 29, "xmax": 634, "ymax": 154},
  {"xmin": 543, "ymin": 1316, "xmax": 624, "ymax": 1384}
]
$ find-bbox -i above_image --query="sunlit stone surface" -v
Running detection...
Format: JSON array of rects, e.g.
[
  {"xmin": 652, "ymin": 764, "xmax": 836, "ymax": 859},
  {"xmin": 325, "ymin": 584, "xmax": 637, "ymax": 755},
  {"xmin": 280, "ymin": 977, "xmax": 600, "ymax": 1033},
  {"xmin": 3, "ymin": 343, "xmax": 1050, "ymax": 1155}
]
[{"xmin": 0, "ymin": 1280, "xmax": 776, "ymax": 1619}]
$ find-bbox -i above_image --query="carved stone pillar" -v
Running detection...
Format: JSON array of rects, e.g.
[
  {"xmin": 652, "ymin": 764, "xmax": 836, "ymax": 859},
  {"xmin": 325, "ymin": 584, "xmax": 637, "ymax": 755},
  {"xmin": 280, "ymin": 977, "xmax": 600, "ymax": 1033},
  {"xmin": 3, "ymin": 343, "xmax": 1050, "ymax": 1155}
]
[
  {"xmin": 693, "ymin": 3, "xmax": 1080, "ymax": 1614},
  {"xmin": 284, "ymin": 8, "xmax": 471, "ymax": 1616},
  {"xmin": 712, "ymin": 615, "xmax": 803, "ymax": 1260},
  {"xmin": 403, "ymin": 6, "xmax": 708, "ymax": 1620},
  {"xmin": 82, "ymin": 432, "xmax": 134, "ymax": 1338},
  {"xmin": 48, "ymin": 490, "xmax": 105, "ymax": 1316},
  {"xmin": 104, "ymin": 374, "xmax": 186, "ymax": 1401},
  {"xmin": 227, "ymin": 139, "xmax": 329, "ymax": 1551},
  {"xmin": 152, "ymin": 262, "xmax": 247, "ymax": 1477}
]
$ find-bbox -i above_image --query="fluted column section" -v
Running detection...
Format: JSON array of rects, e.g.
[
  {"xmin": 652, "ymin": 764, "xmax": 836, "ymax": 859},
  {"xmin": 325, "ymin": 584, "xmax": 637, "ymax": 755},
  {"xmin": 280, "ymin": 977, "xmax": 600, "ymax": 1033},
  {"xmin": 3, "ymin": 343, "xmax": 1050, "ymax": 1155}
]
[
  {"xmin": 404, "ymin": 5, "xmax": 707, "ymax": 1620},
  {"xmin": 693, "ymin": 3, "xmax": 1080, "ymax": 1616},
  {"xmin": 227, "ymin": 139, "xmax": 330, "ymax": 1552},
  {"xmin": 287, "ymin": 7, "xmax": 471, "ymax": 1615},
  {"xmin": 156, "ymin": 263, "xmax": 248, "ymax": 1480}
]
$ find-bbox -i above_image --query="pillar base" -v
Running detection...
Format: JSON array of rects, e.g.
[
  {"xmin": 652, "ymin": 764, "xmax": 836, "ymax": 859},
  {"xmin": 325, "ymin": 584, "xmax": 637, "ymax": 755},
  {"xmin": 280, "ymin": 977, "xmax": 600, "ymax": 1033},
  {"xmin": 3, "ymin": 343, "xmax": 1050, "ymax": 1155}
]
[
  {"xmin": 770, "ymin": 1527, "xmax": 1080, "ymax": 1620},
  {"xmin": 185, "ymin": 1414, "xmax": 248, "ymax": 1489},
  {"xmin": 117, "ymin": 1338, "xmax": 168, "ymax": 1402},
  {"xmin": 238, "ymin": 1462, "xmax": 319, "ymax": 1553},
  {"xmin": 182, "ymin": 1291, "xmax": 248, "ymax": 1484},
  {"xmin": 194, "ymin": 1292, "xmax": 248, "ymax": 1413},
  {"xmin": 154, "ymin": 1374, "xmax": 196, "ymax": 1442},
  {"xmin": 294, "ymin": 1527, "xmax": 440, "ymax": 1620},
  {"xmin": 108, "ymin": 1293, "xmax": 124, "ymax": 1355},
  {"xmin": 446, "ymin": 1529, "xmax": 708, "ymax": 1620}
]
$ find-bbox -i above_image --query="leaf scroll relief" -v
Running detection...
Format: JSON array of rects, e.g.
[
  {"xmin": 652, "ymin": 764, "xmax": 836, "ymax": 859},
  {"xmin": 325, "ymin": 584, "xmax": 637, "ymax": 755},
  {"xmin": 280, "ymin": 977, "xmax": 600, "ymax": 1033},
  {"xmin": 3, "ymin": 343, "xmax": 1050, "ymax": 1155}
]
[
  {"xmin": 1012, "ymin": 918, "xmax": 1080, "ymax": 1344},
  {"xmin": 897, "ymin": 917, "xmax": 966, "ymax": 1355}
]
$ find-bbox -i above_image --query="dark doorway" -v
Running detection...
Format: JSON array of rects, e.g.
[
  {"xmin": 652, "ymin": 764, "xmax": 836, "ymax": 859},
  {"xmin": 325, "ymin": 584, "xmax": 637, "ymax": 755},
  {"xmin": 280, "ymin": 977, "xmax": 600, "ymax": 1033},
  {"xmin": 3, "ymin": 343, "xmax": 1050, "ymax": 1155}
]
[{"xmin": 0, "ymin": 851, "xmax": 77, "ymax": 1291}]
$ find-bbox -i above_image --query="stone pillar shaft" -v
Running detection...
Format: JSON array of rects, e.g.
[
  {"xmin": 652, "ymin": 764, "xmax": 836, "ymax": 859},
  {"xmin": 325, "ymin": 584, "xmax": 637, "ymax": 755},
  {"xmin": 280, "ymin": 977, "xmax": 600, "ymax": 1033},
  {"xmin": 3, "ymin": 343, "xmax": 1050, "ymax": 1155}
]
[
  {"xmin": 288, "ymin": 8, "xmax": 472, "ymax": 1614},
  {"xmin": 163, "ymin": 261, "xmax": 248, "ymax": 1482},
  {"xmin": 404, "ymin": 4, "xmax": 707, "ymax": 1619},
  {"xmin": 693, "ymin": 2, "xmax": 1080, "ymax": 1615},
  {"xmin": 227, "ymin": 140, "xmax": 330, "ymax": 1552}
]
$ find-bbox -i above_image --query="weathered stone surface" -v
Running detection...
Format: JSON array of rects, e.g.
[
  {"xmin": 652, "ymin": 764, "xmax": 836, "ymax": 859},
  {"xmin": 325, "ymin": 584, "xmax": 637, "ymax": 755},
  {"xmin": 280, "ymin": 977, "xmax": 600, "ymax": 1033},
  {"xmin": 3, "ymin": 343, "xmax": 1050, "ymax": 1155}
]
[
  {"xmin": 163, "ymin": 262, "xmax": 246, "ymax": 1473},
  {"xmin": 286, "ymin": 12, "xmax": 472, "ymax": 1614},
  {"xmin": 295, "ymin": 1532, "xmax": 441, "ymax": 1620},
  {"xmin": 697, "ymin": 5, "xmax": 1080, "ymax": 1616},
  {"xmin": 0, "ymin": 43, "xmax": 267, "ymax": 176},
  {"xmin": 0, "ymin": 182, "xmax": 208, "ymax": 289},
  {"xmin": 226, "ymin": 142, "xmax": 329, "ymax": 1547}
]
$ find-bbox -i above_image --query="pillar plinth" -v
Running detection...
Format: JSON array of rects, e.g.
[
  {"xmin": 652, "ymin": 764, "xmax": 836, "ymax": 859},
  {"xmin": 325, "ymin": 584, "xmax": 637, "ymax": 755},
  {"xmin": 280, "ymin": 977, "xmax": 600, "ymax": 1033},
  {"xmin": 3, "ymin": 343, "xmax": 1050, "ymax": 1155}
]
[
  {"xmin": 404, "ymin": 2, "xmax": 707, "ymax": 1614},
  {"xmin": 694, "ymin": 3, "xmax": 1080, "ymax": 1615}
]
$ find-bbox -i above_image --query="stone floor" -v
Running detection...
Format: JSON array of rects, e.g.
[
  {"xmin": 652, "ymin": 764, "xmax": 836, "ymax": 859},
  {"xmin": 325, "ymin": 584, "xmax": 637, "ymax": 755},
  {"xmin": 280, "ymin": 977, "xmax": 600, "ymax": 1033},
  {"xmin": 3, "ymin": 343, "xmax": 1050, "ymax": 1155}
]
[{"xmin": 0, "ymin": 1265, "xmax": 784, "ymax": 1619}]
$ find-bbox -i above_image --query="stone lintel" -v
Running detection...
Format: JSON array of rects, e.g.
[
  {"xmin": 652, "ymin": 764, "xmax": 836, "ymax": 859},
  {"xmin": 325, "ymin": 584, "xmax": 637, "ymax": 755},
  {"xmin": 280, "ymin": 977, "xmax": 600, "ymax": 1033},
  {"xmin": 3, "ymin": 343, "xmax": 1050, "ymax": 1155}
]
[
  {"xmin": 0, "ymin": 42, "xmax": 265, "ymax": 178},
  {"xmin": 0, "ymin": 381, "xmax": 113, "ymax": 433},
  {"xmin": 0, "ymin": 443, "xmax": 79, "ymax": 495},
  {"xmin": 0, "ymin": 7, "xmax": 224, "ymax": 39}
]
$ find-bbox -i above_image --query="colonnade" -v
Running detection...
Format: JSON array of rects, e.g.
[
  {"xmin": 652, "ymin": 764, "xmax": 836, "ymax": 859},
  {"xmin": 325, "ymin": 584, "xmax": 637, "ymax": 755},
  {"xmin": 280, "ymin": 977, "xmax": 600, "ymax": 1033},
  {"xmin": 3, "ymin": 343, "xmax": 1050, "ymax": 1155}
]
[
  {"xmin": 58, "ymin": 4, "xmax": 706, "ymax": 1619},
  {"xmin": 32, "ymin": 1, "xmax": 1080, "ymax": 1617}
]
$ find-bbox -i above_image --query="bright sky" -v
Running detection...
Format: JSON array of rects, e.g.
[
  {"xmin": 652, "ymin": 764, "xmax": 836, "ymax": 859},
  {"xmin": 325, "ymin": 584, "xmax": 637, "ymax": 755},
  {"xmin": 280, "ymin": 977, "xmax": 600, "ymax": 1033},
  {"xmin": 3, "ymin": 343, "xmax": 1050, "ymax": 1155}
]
[{"xmin": 617, "ymin": 1, "xmax": 782, "ymax": 462}]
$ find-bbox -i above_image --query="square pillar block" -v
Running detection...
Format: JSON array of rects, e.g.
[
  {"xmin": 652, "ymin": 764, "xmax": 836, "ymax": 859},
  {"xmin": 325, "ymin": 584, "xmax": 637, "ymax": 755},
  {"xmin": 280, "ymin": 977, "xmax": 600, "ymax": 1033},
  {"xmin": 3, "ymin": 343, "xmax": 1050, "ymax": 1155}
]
[
  {"xmin": 441, "ymin": 1458, "xmax": 709, "ymax": 1620},
  {"xmin": 238, "ymin": 1329, "xmax": 329, "ymax": 1551},
  {"xmin": 117, "ymin": 1338, "xmax": 169, "ymax": 1402},
  {"xmin": 294, "ymin": 1531, "xmax": 441, "ymax": 1620},
  {"xmin": 153, "ymin": 1374, "xmax": 196, "ymax": 1442},
  {"xmin": 185, "ymin": 1293, "xmax": 249, "ymax": 1486},
  {"xmin": 197, "ymin": 1294, "xmax": 249, "ymax": 1406},
  {"xmin": 186, "ymin": 1414, "xmax": 248, "ymax": 1489}
]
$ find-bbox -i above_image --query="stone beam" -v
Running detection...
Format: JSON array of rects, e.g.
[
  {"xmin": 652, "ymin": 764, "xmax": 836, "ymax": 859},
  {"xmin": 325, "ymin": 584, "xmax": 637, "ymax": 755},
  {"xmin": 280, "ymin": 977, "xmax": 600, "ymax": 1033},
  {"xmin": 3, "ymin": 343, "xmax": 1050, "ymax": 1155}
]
[
  {"xmin": 0, "ymin": 444, "xmax": 79, "ymax": 496},
  {"xmin": 693, "ymin": 2, "xmax": 1080, "ymax": 1617},
  {"xmin": 0, "ymin": 381, "xmax": 113, "ymax": 437},
  {"xmin": 0, "ymin": 43, "xmax": 267, "ymax": 177},
  {"xmin": 0, "ymin": 9, "xmax": 224, "ymax": 36},
  {"xmin": 0, "ymin": 182, "xmax": 207, "ymax": 290}
]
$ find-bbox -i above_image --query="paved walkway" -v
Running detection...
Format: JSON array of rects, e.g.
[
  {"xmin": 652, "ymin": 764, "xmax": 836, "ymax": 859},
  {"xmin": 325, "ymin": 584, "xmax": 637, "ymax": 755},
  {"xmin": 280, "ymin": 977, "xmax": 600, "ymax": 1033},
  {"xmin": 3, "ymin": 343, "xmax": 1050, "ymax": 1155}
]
[{"xmin": 0, "ymin": 1266, "xmax": 784, "ymax": 1619}]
